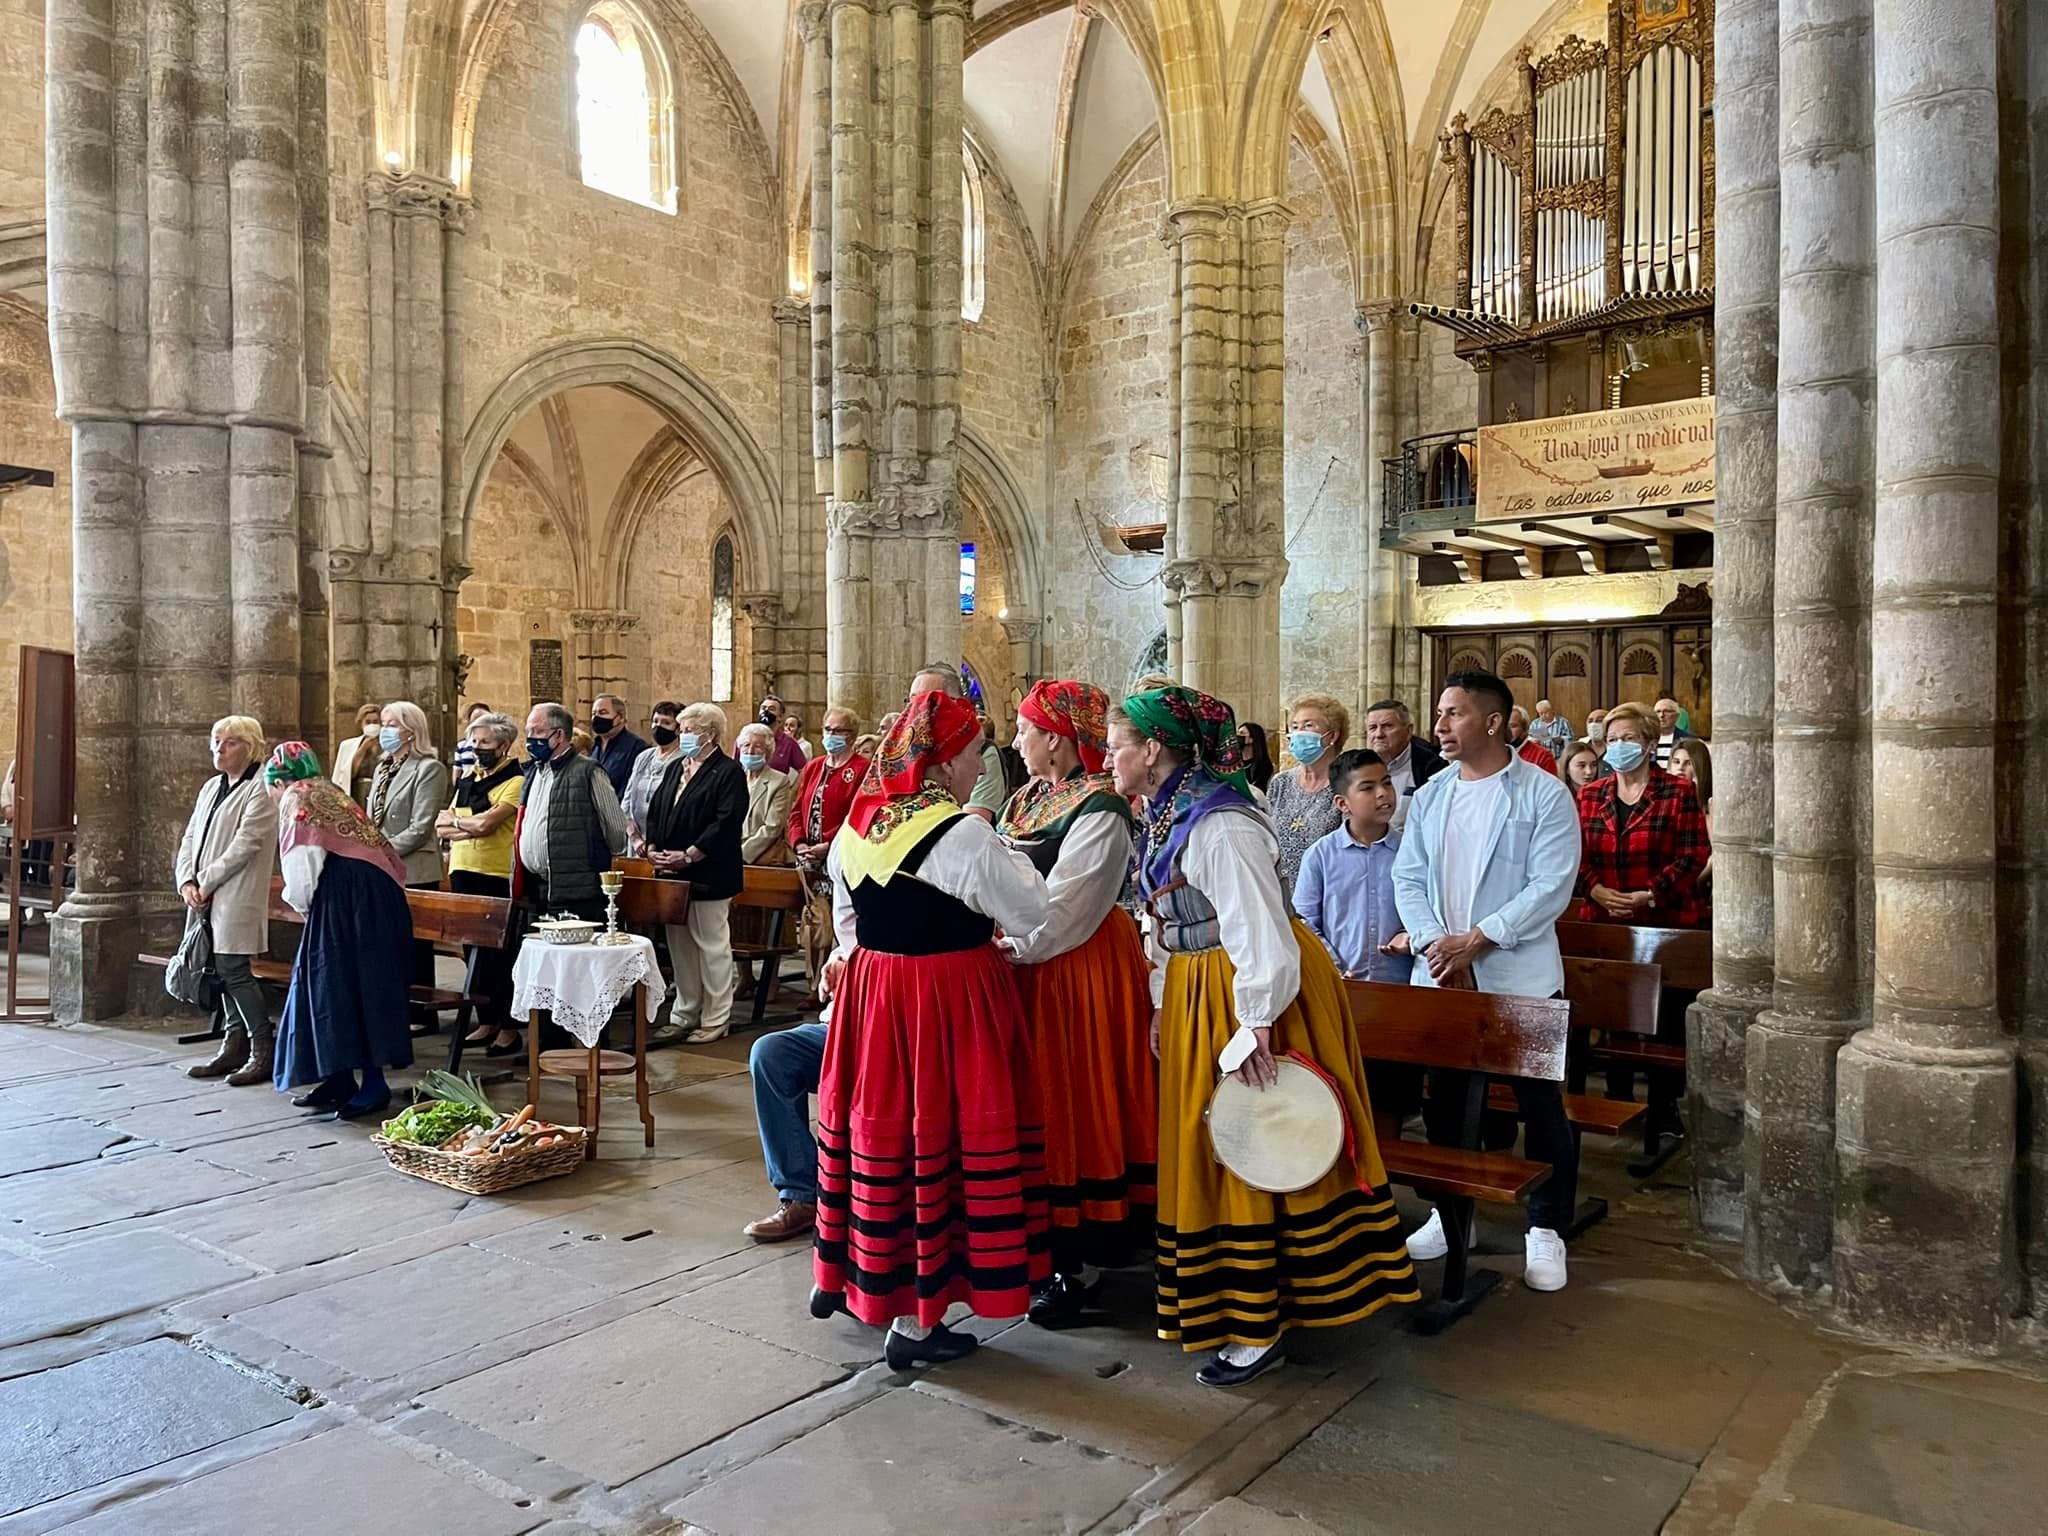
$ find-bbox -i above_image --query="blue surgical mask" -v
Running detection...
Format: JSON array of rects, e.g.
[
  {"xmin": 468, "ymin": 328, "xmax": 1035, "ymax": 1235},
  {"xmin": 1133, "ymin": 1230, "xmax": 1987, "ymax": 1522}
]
[
  {"xmin": 527, "ymin": 735, "xmax": 555, "ymax": 764},
  {"xmin": 1288, "ymin": 731, "xmax": 1326, "ymax": 767},
  {"xmin": 678, "ymin": 733, "xmax": 702, "ymax": 757},
  {"xmin": 378, "ymin": 726, "xmax": 403, "ymax": 754},
  {"xmin": 739, "ymin": 752, "xmax": 766, "ymax": 773},
  {"xmin": 1603, "ymin": 739, "xmax": 1647, "ymax": 772},
  {"xmin": 822, "ymin": 731, "xmax": 849, "ymax": 754}
]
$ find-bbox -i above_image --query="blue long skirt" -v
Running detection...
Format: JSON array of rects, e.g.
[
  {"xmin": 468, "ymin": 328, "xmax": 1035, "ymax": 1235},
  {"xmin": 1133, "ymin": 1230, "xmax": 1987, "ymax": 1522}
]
[{"xmin": 273, "ymin": 854, "xmax": 415, "ymax": 1090}]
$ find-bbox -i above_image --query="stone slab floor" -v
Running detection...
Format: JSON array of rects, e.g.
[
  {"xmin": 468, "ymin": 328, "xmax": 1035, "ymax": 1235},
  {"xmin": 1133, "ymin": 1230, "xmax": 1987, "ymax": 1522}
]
[{"xmin": 2, "ymin": 1014, "xmax": 2046, "ymax": 1536}]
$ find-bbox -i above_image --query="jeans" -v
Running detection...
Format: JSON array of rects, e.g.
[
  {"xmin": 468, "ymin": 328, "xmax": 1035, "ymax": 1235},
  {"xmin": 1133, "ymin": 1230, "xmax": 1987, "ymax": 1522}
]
[
  {"xmin": 750, "ymin": 1021, "xmax": 827, "ymax": 1203},
  {"xmin": 214, "ymin": 952, "xmax": 271, "ymax": 1045}
]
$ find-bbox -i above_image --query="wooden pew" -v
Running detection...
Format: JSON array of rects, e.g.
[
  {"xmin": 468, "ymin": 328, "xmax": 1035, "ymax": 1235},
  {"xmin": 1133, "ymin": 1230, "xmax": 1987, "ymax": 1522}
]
[
  {"xmin": 1557, "ymin": 921, "xmax": 1709, "ymax": 1173},
  {"xmin": 141, "ymin": 879, "xmax": 515, "ymax": 1073},
  {"xmin": 1349, "ymin": 978, "xmax": 1570, "ymax": 1333},
  {"xmin": 731, "ymin": 866, "xmax": 808, "ymax": 1027}
]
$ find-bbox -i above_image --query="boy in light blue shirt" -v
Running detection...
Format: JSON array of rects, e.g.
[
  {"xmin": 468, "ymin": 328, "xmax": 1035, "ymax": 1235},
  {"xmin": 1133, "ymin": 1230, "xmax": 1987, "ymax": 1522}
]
[{"xmin": 1293, "ymin": 749, "xmax": 1410, "ymax": 982}]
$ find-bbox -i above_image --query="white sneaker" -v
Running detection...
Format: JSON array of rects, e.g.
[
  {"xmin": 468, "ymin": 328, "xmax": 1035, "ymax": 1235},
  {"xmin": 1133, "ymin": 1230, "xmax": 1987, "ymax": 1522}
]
[
  {"xmin": 1406, "ymin": 1209, "xmax": 1448, "ymax": 1261},
  {"xmin": 1524, "ymin": 1227, "xmax": 1568, "ymax": 1292},
  {"xmin": 683, "ymin": 1023, "xmax": 729, "ymax": 1045}
]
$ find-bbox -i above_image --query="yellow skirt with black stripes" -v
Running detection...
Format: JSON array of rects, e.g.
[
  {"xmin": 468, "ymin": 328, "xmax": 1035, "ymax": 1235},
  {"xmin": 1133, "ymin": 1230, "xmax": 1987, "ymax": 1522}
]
[{"xmin": 1155, "ymin": 919, "xmax": 1420, "ymax": 1352}]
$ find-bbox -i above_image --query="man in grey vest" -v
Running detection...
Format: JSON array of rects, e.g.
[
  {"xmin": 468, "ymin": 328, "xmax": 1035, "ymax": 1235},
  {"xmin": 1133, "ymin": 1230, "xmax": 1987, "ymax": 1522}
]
[{"xmin": 517, "ymin": 702, "xmax": 627, "ymax": 921}]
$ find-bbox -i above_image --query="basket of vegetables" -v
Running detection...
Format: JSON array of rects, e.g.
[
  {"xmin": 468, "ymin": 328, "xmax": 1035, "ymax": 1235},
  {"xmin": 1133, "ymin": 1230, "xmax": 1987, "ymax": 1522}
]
[{"xmin": 373, "ymin": 1071, "xmax": 588, "ymax": 1194}]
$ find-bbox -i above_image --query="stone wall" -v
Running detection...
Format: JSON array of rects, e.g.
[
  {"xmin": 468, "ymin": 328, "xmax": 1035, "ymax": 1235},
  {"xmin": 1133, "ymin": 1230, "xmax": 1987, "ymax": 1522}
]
[
  {"xmin": 456, "ymin": 457, "xmax": 579, "ymax": 722},
  {"xmin": 961, "ymin": 176, "xmax": 1047, "ymax": 543},
  {"xmin": 1279, "ymin": 142, "xmax": 1365, "ymax": 726},
  {"xmin": 0, "ymin": 304, "xmax": 72, "ymax": 768},
  {"xmin": 624, "ymin": 465, "xmax": 750, "ymax": 714},
  {"xmin": 0, "ymin": 0, "xmax": 42, "ymax": 216},
  {"xmin": 459, "ymin": 0, "xmax": 782, "ymax": 464},
  {"xmin": 1046, "ymin": 141, "xmax": 1173, "ymax": 693}
]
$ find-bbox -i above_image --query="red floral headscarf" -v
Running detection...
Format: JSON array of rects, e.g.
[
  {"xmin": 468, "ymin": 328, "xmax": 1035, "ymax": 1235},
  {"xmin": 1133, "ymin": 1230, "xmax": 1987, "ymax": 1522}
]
[
  {"xmin": 846, "ymin": 690, "xmax": 983, "ymax": 838},
  {"xmin": 1019, "ymin": 679, "xmax": 1110, "ymax": 773}
]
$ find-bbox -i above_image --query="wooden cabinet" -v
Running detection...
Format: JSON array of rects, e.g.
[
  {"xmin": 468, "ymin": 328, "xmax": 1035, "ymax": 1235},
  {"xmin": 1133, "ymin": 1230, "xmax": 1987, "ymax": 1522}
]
[{"xmin": 1428, "ymin": 606, "xmax": 1712, "ymax": 737}]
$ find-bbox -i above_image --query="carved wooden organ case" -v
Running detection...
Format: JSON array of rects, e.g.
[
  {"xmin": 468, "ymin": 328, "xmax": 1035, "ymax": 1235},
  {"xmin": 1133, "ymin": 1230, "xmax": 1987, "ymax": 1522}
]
[{"xmin": 1443, "ymin": 0, "xmax": 1715, "ymax": 337}]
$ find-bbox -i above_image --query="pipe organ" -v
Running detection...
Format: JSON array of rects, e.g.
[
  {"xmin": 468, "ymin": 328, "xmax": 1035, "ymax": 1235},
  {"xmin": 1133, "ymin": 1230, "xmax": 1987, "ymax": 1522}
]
[{"xmin": 1447, "ymin": 0, "xmax": 1714, "ymax": 334}]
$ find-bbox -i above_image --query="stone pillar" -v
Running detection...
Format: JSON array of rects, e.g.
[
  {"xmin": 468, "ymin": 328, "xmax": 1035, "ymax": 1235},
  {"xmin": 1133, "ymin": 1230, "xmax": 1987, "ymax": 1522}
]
[
  {"xmin": 817, "ymin": 0, "xmax": 966, "ymax": 720},
  {"xmin": 1831, "ymin": 0, "xmax": 2014, "ymax": 1350},
  {"xmin": 1001, "ymin": 616, "xmax": 1041, "ymax": 691},
  {"xmin": 46, "ymin": 0, "xmax": 320, "ymax": 1017},
  {"xmin": 773, "ymin": 296, "xmax": 828, "ymax": 719},
  {"xmin": 1163, "ymin": 200, "xmax": 1289, "ymax": 722},
  {"xmin": 568, "ymin": 611, "xmax": 639, "ymax": 715},
  {"xmin": 1358, "ymin": 303, "xmax": 1402, "ymax": 713},
  {"xmin": 1688, "ymin": 0, "xmax": 1780, "ymax": 1237},
  {"xmin": 1744, "ymin": 0, "xmax": 1874, "ymax": 1289}
]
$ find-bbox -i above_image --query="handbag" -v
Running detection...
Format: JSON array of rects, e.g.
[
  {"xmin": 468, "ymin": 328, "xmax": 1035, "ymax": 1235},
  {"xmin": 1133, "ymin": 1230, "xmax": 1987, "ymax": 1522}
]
[{"xmin": 164, "ymin": 909, "xmax": 220, "ymax": 1008}]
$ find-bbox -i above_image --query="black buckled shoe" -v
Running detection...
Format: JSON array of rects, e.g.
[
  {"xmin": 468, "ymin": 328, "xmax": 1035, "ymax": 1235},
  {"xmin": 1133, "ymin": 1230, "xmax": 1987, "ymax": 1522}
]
[
  {"xmin": 1028, "ymin": 1273, "xmax": 1106, "ymax": 1330},
  {"xmin": 1195, "ymin": 1342, "xmax": 1286, "ymax": 1389},
  {"xmin": 809, "ymin": 1286, "xmax": 850, "ymax": 1320},
  {"xmin": 884, "ymin": 1323, "xmax": 979, "ymax": 1370},
  {"xmin": 291, "ymin": 1080, "xmax": 348, "ymax": 1110}
]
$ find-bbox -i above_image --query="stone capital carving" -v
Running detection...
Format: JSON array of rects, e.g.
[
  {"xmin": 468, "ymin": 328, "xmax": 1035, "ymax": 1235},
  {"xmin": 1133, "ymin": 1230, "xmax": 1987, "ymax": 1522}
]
[
  {"xmin": 1160, "ymin": 199, "xmax": 1237, "ymax": 245},
  {"xmin": 1356, "ymin": 300, "xmax": 1404, "ymax": 334},
  {"xmin": 568, "ymin": 608, "xmax": 640, "ymax": 634},
  {"xmin": 829, "ymin": 482, "xmax": 958, "ymax": 537},
  {"xmin": 740, "ymin": 591, "xmax": 790, "ymax": 627},
  {"xmin": 999, "ymin": 617, "xmax": 1040, "ymax": 647},
  {"xmin": 367, "ymin": 172, "xmax": 472, "ymax": 229},
  {"xmin": 1243, "ymin": 198, "xmax": 1293, "ymax": 237},
  {"xmin": 795, "ymin": 1, "xmax": 827, "ymax": 41},
  {"xmin": 1162, "ymin": 555, "xmax": 1287, "ymax": 601},
  {"xmin": 771, "ymin": 295, "xmax": 810, "ymax": 327}
]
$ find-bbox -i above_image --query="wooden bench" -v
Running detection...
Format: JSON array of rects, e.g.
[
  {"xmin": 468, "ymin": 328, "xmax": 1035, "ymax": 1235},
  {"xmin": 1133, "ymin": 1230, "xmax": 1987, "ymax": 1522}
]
[
  {"xmin": 731, "ymin": 865, "xmax": 808, "ymax": 1026},
  {"xmin": 1350, "ymin": 978, "xmax": 1570, "ymax": 1333},
  {"xmin": 1557, "ymin": 922, "xmax": 1710, "ymax": 1174},
  {"xmin": 611, "ymin": 859, "xmax": 806, "ymax": 1030},
  {"xmin": 141, "ymin": 879, "xmax": 515, "ymax": 1073}
]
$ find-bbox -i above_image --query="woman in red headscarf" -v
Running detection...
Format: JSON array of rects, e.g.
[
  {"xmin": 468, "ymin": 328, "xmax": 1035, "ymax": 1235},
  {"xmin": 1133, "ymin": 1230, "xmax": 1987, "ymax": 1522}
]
[
  {"xmin": 811, "ymin": 691, "xmax": 1054, "ymax": 1368},
  {"xmin": 997, "ymin": 680, "xmax": 1158, "ymax": 1328}
]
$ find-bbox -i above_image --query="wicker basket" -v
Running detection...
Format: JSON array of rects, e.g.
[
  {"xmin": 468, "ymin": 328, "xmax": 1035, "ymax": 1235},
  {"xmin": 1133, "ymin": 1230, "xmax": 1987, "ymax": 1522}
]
[{"xmin": 372, "ymin": 1127, "xmax": 588, "ymax": 1194}]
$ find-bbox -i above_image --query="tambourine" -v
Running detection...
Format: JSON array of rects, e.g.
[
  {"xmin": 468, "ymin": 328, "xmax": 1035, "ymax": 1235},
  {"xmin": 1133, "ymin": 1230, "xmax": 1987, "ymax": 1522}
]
[{"xmin": 1204, "ymin": 1057, "xmax": 1345, "ymax": 1193}]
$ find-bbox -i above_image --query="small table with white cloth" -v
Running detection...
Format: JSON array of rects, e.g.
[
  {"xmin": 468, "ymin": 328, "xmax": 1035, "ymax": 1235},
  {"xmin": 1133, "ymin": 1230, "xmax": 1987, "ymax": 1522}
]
[{"xmin": 512, "ymin": 933, "xmax": 658, "ymax": 1158}]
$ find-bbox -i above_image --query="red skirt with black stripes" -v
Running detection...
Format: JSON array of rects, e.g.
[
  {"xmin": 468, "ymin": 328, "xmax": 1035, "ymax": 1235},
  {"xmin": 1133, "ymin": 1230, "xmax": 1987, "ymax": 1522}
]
[{"xmin": 812, "ymin": 942, "xmax": 1053, "ymax": 1328}]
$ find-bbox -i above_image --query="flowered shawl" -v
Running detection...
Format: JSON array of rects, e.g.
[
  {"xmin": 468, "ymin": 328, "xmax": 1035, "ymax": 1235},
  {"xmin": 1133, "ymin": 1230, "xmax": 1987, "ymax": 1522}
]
[
  {"xmin": 844, "ymin": 690, "xmax": 981, "ymax": 843},
  {"xmin": 998, "ymin": 768, "xmax": 1131, "ymax": 842},
  {"xmin": 1019, "ymin": 679, "xmax": 1110, "ymax": 773},
  {"xmin": 267, "ymin": 742, "xmax": 406, "ymax": 885},
  {"xmin": 1121, "ymin": 687, "xmax": 1259, "ymax": 895}
]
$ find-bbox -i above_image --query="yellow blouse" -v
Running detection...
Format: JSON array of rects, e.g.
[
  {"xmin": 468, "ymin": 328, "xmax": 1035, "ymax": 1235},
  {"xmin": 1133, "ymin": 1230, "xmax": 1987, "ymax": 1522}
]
[{"xmin": 448, "ymin": 770, "xmax": 524, "ymax": 879}]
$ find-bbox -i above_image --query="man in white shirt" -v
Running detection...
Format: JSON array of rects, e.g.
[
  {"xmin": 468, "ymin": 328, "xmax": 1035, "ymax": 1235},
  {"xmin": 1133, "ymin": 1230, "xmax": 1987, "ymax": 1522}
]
[
  {"xmin": 1652, "ymin": 697, "xmax": 1692, "ymax": 768},
  {"xmin": 1528, "ymin": 698, "xmax": 1574, "ymax": 759},
  {"xmin": 1391, "ymin": 669, "xmax": 1583, "ymax": 1293}
]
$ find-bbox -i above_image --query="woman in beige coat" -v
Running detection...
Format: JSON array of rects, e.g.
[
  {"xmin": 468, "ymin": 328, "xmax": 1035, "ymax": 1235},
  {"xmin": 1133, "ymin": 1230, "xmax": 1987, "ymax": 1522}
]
[
  {"xmin": 177, "ymin": 716, "xmax": 280, "ymax": 1083},
  {"xmin": 366, "ymin": 700, "xmax": 450, "ymax": 1019}
]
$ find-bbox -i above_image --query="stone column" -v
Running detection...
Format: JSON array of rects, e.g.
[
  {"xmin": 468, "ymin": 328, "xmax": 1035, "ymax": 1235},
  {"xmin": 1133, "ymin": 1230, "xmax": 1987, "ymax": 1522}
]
[
  {"xmin": 1001, "ymin": 616, "xmax": 1041, "ymax": 691},
  {"xmin": 1358, "ymin": 302, "xmax": 1402, "ymax": 712},
  {"xmin": 568, "ymin": 611, "xmax": 640, "ymax": 715},
  {"xmin": 1164, "ymin": 200, "xmax": 1289, "ymax": 722},
  {"xmin": 46, "ymin": 0, "xmax": 319, "ymax": 1017},
  {"xmin": 817, "ymin": 0, "xmax": 966, "ymax": 720},
  {"xmin": 773, "ymin": 296, "xmax": 828, "ymax": 718},
  {"xmin": 1744, "ymin": 0, "xmax": 1874, "ymax": 1290},
  {"xmin": 1688, "ymin": 0, "xmax": 1780, "ymax": 1237},
  {"xmin": 1831, "ymin": 0, "xmax": 2014, "ymax": 1349}
]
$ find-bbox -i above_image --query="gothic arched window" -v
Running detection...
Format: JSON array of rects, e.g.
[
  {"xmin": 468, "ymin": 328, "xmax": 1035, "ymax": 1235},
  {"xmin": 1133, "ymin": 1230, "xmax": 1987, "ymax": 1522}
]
[
  {"xmin": 711, "ymin": 534, "xmax": 735, "ymax": 703},
  {"xmin": 961, "ymin": 147, "xmax": 986, "ymax": 322},
  {"xmin": 575, "ymin": 2, "xmax": 677, "ymax": 213}
]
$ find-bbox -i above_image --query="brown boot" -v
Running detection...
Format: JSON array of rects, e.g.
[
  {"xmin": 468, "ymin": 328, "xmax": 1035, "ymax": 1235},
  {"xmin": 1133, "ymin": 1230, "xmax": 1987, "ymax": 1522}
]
[
  {"xmin": 743, "ymin": 1200, "xmax": 817, "ymax": 1243},
  {"xmin": 226, "ymin": 1030, "xmax": 273, "ymax": 1087},
  {"xmin": 186, "ymin": 1031, "xmax": 249, "ymax": 1080}
]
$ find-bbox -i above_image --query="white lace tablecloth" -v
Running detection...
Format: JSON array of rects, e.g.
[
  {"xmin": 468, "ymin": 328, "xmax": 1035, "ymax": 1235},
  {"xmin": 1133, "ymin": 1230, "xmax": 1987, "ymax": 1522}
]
[{"xmin": 510, "ymin": 934, "xmax": 657, "ymax": 1047}]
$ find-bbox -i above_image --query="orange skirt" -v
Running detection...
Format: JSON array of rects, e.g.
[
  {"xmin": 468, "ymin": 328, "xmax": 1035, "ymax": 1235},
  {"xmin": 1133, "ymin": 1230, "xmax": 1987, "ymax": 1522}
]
[{"xmin": 1014, "ymin": 905, "xmax": 1159, "ymax": 1270}]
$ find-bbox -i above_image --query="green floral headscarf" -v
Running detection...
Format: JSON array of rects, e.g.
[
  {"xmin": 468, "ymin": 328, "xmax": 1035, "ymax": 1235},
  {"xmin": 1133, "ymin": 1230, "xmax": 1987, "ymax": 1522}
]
[{"xmin": 1119, "ymin": 686, "xmax": 1252, "ymax": 798}]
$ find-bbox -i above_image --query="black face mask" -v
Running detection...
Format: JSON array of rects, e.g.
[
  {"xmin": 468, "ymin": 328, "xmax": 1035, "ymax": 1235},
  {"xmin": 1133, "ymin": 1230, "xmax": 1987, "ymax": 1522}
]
[
  {"xmin": 760, "ymin": 709, "xmax": 778, "ymax": 727},
  {"xmin": 474, "ymin": 749, "xmax": 502, "ymax": 771},
  {"xmin": 591, "ymin": 714, "xmax": 615, "ymax": 735},
  {"xmin": 652, "ymin": 725, "xmax": 678, "ymax": 747}
]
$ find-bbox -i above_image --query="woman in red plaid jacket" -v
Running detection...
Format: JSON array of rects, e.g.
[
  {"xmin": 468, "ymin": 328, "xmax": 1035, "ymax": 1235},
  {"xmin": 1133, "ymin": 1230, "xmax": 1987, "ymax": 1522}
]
[{"xmin": 1571, "ymin": 701, "xmax": 1710, "ymax": 928}]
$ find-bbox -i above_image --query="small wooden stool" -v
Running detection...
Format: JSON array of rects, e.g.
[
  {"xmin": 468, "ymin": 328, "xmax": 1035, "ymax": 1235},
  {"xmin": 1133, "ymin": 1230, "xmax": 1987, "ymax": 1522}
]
[{"xmin": 525, "ymin": 976, "xmax": 655, "ymax": 1158}]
